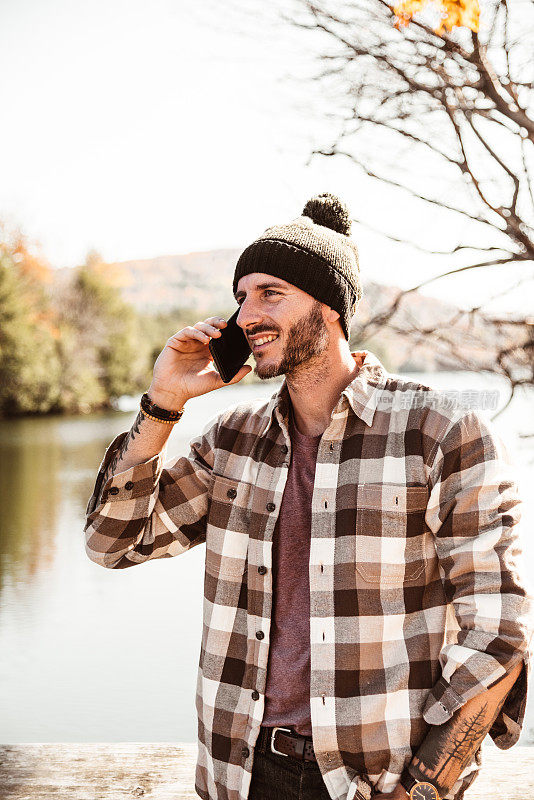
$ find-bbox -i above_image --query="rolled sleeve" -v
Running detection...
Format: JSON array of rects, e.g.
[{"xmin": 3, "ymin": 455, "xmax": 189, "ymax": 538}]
[
  {"xmin": 85, "ymin": 431, "xmax": 165, "ymax": 517},
  {"xmin": 423, "ymin": 409, "xmax": 533, "ymax": 747},
  {"xmin": 84, "ymin": 415, "xmax": 219, "ymax": 569},
  {"xmin": 422, "ymin": 653, "xmax": 530, "ymax": 748}
]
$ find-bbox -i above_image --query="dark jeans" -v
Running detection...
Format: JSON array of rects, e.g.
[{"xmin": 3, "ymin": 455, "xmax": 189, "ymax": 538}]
[{"xmin": 248, "ymin": 746, "xmax": 332, "ymax": 800}]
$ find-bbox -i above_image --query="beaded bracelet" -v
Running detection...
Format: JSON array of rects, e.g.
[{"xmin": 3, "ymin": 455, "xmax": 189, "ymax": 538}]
[
  {"xmin": 140, "ymin": 392, "xmax": 185, "ymax": 423},
  {"xmin": 142, "ymin": 410, "xmax": 180, "ymax": 425}
]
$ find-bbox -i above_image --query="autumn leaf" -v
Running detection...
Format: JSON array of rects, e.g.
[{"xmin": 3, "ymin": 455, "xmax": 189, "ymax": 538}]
[{"xmin": 393, "ymin": 0, "xmax": 480, "ymax": 34}]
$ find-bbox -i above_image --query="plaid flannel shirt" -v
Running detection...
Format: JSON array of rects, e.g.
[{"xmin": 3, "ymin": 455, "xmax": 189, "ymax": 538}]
[{"xmin": 85, "ymin": 351, "xmax": 531, "ymax": 800}]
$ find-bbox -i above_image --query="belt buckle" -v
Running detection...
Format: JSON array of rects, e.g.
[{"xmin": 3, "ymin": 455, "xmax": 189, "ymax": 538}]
[{"xmin": 270, "ymin": 726, "xmax": 293, "ymax": 757}]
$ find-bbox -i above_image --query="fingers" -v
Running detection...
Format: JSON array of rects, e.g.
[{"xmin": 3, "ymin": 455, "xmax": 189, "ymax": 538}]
[
  {"xmin": 204, "ymin": 316, "xmax": 227, "ymax": 328},
  {"xmin": 193, "ymin": 318, "xmax": 226, "ymax": 339},
  {"xmin": 168, "ymin": 317, "xmax": 227, "ymax": 347}
]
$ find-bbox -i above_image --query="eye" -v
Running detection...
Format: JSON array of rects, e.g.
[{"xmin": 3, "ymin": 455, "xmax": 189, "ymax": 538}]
[{"xmin": 236, "ymin": 289, "xmax": 280, "ymax": 305}]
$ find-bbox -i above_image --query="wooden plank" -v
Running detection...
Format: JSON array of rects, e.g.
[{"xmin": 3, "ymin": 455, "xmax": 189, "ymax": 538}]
[
  {"xmin": 0, "ymin": 743, "xmax": 532, "ymax": 799},
  {"xmin": 0, "ymin": 744, "xmax": 198, "ymax": 800}
]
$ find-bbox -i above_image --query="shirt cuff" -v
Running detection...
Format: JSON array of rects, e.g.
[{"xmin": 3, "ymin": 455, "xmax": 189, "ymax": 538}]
[
  {"xmin": 422, "ymin": 652, "xmax": 530, "ymax": 749},
  {"xmin": 101, "ymin": 451, "xmax": 164, "ymax": 500},
  {"xmin": 422, "ymin": 675, "xmax": 465, "ymax": 725},
  {"xmin": 85, "ymin": 431, "xmax": 166, "ymax": 516}
]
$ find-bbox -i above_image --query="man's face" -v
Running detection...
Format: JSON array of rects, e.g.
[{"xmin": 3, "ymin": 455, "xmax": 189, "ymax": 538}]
[{"xmin": 235, "ymin": 273, "xmax": 330, "ymax": 380}]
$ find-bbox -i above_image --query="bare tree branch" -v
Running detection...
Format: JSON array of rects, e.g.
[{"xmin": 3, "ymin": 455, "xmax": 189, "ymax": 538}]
[{"xmin": 279, "ymin": 0, "xmax": 534, "ymax": 393}]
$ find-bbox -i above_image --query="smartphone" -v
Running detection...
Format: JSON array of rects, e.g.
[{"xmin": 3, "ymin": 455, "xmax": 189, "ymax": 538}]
[{"xmin": 209, "ymin": 308, "xmax": 252, "ymax": 383}]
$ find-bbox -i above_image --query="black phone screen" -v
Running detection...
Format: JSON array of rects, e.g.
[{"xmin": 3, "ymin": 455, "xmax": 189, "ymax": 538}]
[{"xmin": 208, "ymin": 308, "xmax": 252, "ymax": 383}]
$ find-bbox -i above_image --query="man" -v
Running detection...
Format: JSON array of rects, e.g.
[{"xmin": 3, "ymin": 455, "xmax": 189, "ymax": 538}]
[{"xmin": 85, "ymin": 194, "xmax": 531, "ymax": 800}]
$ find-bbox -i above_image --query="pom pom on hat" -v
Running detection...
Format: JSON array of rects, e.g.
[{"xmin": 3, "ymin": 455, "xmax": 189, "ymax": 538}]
[{"xmin": 302, "ymin": 193, "xmax": 352, "ymax": 236}]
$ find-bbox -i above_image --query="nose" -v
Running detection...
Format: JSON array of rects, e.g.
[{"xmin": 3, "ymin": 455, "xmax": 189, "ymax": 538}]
[{"xmin": 236, "ymin": 297, "xmax": 263, "ymax": 333}]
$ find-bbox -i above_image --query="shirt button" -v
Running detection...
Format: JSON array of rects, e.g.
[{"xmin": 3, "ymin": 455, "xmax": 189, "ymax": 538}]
[
  {"xmin": 109, "ymin": 487, "xmax": 119, "ymax": 495},
  {"xmin": 242, "ymin": 746, "xmax": 250, "ymax": 758},
  {"xmin": 258, "ymin": 566, "xmax": 267, "ymax": 575},
  {"xmin": 125, "ymin": 481, "xmax": 134, "ymax": 490},
  {"xmin": 256, "ymin": 631, "xmax": 264, "ymax": 640},
  {"xmin": 252, "ymin": 690, "xmax": 260, "ymax": 700},
  {"xmin": 226, "ymin": 488, "xmax": 237, "ymax": 499},
  {"xmin": 266, "ymin": 502, "xmax": 276, "ymax": 512}
]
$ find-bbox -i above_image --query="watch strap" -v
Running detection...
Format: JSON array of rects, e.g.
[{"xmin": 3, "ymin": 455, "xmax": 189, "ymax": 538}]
[
  {"xmin": 400, "ymin": 771, "xmax": 441, "ymax": 800},
  {"xmin": 400, "ymin": 768, "xmax": 417, "ymax": 795}
]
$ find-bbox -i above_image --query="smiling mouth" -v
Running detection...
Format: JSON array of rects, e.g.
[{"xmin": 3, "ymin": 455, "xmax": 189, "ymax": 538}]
[{"xmin": 250, "ymin": 334, "xmax": 279, "ymax": 352}]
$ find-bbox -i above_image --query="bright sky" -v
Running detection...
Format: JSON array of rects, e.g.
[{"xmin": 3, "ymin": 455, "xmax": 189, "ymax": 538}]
[{"xmin": 0, "ymin": 0, "xmax": 531, "ymax": 315}]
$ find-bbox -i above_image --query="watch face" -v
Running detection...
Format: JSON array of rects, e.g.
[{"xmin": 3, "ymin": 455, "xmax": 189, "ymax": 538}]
[{"xmin": 410, "ymin": 782, "xmax": 439, "ymax": 800}]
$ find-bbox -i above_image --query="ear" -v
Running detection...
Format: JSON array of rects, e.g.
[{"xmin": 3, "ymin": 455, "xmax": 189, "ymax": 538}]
[{"xmin": 323, "ymin": 305, "xmax": 340, "ymax": 324}]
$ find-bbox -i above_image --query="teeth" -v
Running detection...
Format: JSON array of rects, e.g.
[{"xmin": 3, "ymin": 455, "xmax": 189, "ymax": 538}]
[{"xmin": 254, "ymin": 334, "xmax": 278, "ymax": 346}]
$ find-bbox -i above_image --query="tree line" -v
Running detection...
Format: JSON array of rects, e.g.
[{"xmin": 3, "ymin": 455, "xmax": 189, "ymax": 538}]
[{"xmin": 0, "ymin": 225, "xmax": 230, "ymax": 418}]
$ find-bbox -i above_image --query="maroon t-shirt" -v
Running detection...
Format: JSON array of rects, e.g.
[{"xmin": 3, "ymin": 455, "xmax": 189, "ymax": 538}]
[{"xmin": 261, "ymin": 403, "xmax": 321, "ymax": 736}]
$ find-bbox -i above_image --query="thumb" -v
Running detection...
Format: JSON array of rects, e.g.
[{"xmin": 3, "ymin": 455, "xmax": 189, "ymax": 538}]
[{"xmin": 227, "ymin": 364, "xmax": 253, "ymax": 385}]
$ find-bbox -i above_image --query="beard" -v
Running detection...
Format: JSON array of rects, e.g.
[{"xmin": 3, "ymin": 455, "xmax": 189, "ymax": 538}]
[{"xmin": 253, "ymin": 300, "xmax": 330, "ymax": 381}]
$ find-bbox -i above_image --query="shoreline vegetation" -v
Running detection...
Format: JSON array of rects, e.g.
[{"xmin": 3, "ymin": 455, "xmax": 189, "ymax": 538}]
[
  {"xmin": 0, "ymin": 236, "xmax": 235, "ymax": 419},
  {"xmin": 0, "ymin": 228, "xmax": 506, "ymax": 420},
  {"xmin": 0, "ymin": 232, "xmax": 388, "ymax": 420}
]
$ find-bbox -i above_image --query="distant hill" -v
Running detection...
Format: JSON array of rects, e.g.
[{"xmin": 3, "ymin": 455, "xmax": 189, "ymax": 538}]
[{"xmin": 53, "ymin": 248, "xmax": 515, "ymax": 374}]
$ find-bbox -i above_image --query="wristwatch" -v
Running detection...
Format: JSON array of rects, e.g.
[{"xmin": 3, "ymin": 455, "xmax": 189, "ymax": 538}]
[{"xmin": 400, "ymin": 769, "xmax": 440, "ymax": 800}]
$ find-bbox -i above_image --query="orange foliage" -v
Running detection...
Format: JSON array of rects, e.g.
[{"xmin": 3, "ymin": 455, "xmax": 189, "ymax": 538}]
[
  {"xmin": 0, "ymin": 221, "xmax": 57, "ymax": 334},
  {"xmin": 393, "ymin": 0, "xmax": 480, "ymax": 34},
  {"xmin": 0, "ymin": 222, "xmax": 53, "ymax": 285}
]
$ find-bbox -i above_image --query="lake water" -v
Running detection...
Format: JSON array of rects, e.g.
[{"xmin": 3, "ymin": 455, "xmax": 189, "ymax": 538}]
[{"xmin": 0, "ymin": 372, "xmax": 533, "ymax": 744}]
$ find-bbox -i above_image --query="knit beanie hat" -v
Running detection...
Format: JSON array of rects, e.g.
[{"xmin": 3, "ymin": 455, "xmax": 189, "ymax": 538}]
[{"xmin": 232, "ymin": 193, "xmax": 362, "ymax": 340}]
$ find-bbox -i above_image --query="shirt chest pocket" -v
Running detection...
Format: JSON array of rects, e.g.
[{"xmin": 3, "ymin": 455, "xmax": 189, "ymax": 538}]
[
  {"xmin": 355, "ymin": 484, "xmax": 429, "ymax": 584},
  {"xmin": 206, "ymin": 474, "xmax": 251, "ymax": 579}
]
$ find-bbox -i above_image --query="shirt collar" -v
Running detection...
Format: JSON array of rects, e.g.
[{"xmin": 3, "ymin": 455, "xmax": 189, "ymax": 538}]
[{"xmin": 260, "ymin": 350, "xmax": 388, "ymax": 437}]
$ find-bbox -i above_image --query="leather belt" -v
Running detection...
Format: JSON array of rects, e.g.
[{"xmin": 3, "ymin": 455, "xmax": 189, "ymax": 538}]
[
  {"xmin": 256, "ymin": 726, "xmax": 374, "ymax": 799},
  {"xmin": 258, "ymin": 726, "xmax": 316, "ymax": 761}
]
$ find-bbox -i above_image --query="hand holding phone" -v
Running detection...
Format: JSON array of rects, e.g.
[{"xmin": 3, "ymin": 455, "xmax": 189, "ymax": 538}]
[
  {"xmin": 148, "ymin": 314, "xmax": 252, "ymax": 410},
  {"xmin": 209, "ymin": 308, "xmax": 252, "ymax": 383}
]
